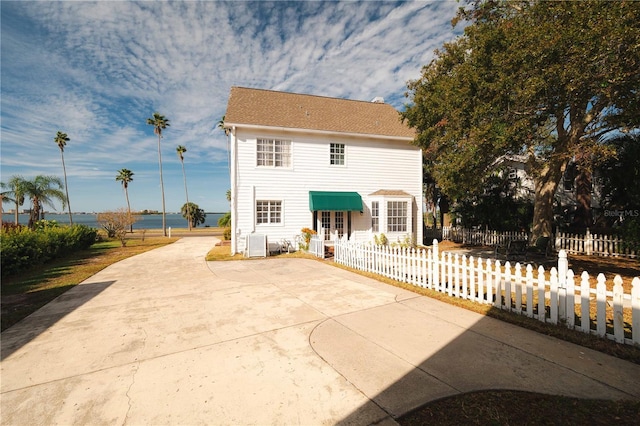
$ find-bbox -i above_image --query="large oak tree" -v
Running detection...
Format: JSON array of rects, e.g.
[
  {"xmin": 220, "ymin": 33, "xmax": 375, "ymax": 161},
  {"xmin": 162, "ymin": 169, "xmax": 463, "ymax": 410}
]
[{"xmin": 402, "ymin": 0, "xmax": 640, "ymax": 240}]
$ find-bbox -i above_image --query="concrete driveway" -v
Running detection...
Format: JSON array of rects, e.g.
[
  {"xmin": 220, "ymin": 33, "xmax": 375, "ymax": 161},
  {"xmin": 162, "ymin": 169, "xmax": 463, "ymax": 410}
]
[{"xmin": 2, "ymin": 237, "xmax": 639, "ymax": 425}]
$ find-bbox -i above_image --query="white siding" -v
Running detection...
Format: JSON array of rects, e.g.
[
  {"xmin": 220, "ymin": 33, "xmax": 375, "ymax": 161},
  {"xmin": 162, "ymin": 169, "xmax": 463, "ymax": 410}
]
[{"xmin": 232, "ymin": 128, "xmax": 422, "ymax": 253}]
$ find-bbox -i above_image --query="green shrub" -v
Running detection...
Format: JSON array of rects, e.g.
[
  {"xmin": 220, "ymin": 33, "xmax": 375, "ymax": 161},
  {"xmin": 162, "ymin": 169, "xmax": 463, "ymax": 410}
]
[
  {"xmin": 374, "ymin": 233, "xmax": 388, "ymax": 246},
  {"xmin": 223, "ymin": 227, "xmax": 231, "ymax": 240},
  {"xmin": 0, "ymin": 227, "xmax": 43, "ymax": 275},
  {"xmin": 33, "ymin": 219, "xmax": 60, "ymax": 231},
  {"xmin": 615, "ymin": 218, "xmax": 640, "ymax": 253},
  {"xmin": 0, "ymin": 224, "xmax": 97, "ymax": 277}
]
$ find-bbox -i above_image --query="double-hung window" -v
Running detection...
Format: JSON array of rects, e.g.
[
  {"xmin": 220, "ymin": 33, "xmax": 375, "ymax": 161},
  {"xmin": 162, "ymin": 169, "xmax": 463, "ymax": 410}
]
[
  {"xmin": 371, "ymin": 201, "xmax": 379, "ymax": 232},
  {"xmin": 387, "ymin": 201, "xmax": 407, "ymax": 232},
  {"xmin": 257, "ymin": 139, "xmax": 291, "ymax": 167},
  {"xmin": 256, "ymin": 200, "xmax": 282, "ymax": 224},
  {"xmin": 330, "ymin": 143, "xmax": 345, "ymax": 165}
]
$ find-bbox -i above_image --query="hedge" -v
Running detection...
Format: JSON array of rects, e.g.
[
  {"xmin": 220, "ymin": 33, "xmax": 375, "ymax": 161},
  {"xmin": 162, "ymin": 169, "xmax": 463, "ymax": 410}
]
[{"xmin": 0, "ymin": 224, "xmax": 97, "ymax": 277}]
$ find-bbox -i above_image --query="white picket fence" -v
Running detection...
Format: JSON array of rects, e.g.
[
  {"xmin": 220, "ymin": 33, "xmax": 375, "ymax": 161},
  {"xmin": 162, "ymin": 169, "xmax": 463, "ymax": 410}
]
[
  {"xmin": 334, "ymin": 238, "xmax": 640, "ymax": 347},
  {"xmin": 442, "ymin": 227, "xmax": 529, "ymax": 246},
  {"xmin": 556, "ymin": 229, "xmax": 637, "ymax": 258},
  {"xmin": 308, "ymin": 237, "xmax": 325, "ymax": 258},
  {"xmin": 441, "ymin": 226, "xmax": 637, "ymax": 258}
]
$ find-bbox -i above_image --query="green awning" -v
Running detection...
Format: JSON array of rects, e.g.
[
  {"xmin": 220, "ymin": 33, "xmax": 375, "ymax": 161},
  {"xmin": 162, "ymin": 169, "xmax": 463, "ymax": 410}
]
[{"xmin": 309, "ymin": 191, "xmax": 363, "ymax": 212}]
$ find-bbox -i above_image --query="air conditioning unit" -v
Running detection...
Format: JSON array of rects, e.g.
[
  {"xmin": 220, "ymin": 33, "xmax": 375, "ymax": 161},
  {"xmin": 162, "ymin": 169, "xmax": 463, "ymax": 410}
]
[{"xmin": 245, "ymin": 234, "xmax": 267, "ymax": 257}]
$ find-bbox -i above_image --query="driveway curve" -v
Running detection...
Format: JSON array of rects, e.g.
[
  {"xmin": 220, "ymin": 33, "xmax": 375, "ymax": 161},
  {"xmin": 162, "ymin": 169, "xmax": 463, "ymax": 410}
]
[{"xmin": 2, "ymin": 237, "xmax": 638, "ymax": 425}]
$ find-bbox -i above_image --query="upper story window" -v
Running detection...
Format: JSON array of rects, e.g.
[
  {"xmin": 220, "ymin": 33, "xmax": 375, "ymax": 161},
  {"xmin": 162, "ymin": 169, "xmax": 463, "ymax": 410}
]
[
  {"xmin": 330, "ymin": 143, "xmax": 345, "ymax": 165},
  {"xmin": 257, "ymin": 139, "xmax": 291, "ymax": 167},
  {"xmin": 563, "ymin": 164, "xmax": 576, "ymax": 192},
  {"xmin": 563, "ymin": 173, "xmax": 574, "ymax": 191},
  {"xmin": 387, "ymin": 201, "xmax": 407, "ymax": 232},
  {"xmin": 256, "ymin": 200, "xmax": 282, "ymax": 224}
]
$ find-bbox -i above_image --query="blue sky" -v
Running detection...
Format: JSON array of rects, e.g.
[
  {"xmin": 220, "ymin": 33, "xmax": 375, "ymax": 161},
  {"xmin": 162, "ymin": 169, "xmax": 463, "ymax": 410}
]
[{"xmin": 1, "ymin": 1, "xmax": 461, "ymax": 213}]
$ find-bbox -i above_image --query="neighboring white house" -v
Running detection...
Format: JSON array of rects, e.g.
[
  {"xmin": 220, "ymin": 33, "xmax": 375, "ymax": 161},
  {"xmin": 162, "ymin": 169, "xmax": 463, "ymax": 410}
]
[
  {"xmin": 223, "ymin": 86, "xmax": 423, "ymax": 254},
  {"xmin": 497, "ymin": 154, "xmax": 603, "ymax": 225}
]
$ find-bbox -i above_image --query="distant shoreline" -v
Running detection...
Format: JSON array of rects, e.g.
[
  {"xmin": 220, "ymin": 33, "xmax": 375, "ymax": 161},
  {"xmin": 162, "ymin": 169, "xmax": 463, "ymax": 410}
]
[
  {"xmin": 2, "ymin": 212, "xmax": 225, "ymax": 230},
  {"xmin": 127, "ymin": 227, "xmax": 224, "ymax": 238},
  {"xmin": 2, "ymin": 212, "xmax": 228, "ymax": 215}
]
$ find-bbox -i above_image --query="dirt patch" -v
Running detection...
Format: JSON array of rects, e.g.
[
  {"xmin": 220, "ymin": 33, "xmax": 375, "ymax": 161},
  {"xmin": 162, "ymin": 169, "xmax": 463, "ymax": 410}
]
[{"xmin": 568, "ymin": 254, "xmax": 639, "ymax": 283}]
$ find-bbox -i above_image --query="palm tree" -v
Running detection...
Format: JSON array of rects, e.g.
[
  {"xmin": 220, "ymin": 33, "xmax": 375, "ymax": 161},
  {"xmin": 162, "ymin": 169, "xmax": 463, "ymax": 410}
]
[
  {"xmin": 1, "ymin": 176, "xmax": 27, "ymax": 225},
  {"xmin": 116, "ymin": 168, "xmax": 135, "ymax": 232},
  {"xmin": 217, "ymin": 115, "xmax": 229, "ymax": 136},
  {"xmin": 54, "ymin": 131, "xmax": 73, "ymax": 225},
  {"xmin": 146, "ymin": 112, "xmax": 170, "ymax": 236},
  {"xmin": 22, "ymin": 175, "xmax": 66, "ymax": 228},
  {"xmin": 218, "ymin": 212, "xmax": 231, "ymax": 228},
  {"xmin": 218, "ymin": 115, "xmax": 231, "ymax": 174},
  {"xmin": 181, "ymin": 202, "xmax": 206, "ymax": 228},
  {"xmin": 176, "ymin": 145, "xmax": 191, "ymax": 231}
]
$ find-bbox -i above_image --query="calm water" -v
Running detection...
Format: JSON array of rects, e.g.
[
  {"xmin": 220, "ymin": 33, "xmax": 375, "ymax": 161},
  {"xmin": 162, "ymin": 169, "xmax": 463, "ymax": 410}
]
[{"xmin": 2, "ymin": 213, "xmax": 225, "ymax": 230}]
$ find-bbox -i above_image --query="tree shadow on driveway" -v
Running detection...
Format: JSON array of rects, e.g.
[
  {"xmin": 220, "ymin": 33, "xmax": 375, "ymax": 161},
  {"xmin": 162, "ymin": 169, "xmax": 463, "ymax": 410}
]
[{"xmin": 1, "ymin": 280, "xmax": 115, "ymax": 360}]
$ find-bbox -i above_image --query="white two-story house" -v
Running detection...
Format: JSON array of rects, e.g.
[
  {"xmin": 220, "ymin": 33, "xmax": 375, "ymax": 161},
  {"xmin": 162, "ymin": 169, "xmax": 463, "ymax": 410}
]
[{"xmin": 223, "ymin": 86, "xmax": 422, "ymax": 255}]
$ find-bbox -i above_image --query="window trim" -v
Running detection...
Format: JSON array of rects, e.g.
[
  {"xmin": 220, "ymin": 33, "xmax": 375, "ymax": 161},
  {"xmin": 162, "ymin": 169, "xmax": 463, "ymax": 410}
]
[
  {"xmin": 329, "ymin": 143, "xmax": 345, "ymax": 166},
  {"xmin": 255, "ymin": 200, "xmax": 283, "ymax": 225},
  {"xmin": 387, "ymin": 200, "xmax": 408, "ymax": 233},
  {"xmin": 371, "ymin": 201, "xmax": 379, "ymax": 233},
  {"xmin": 256, "ymin": 138, "xmax": 291, "ymax": 168}
]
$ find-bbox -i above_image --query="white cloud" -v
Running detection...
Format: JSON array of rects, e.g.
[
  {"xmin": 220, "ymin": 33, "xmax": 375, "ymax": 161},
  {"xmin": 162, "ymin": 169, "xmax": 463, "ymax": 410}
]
[{"xmin": 1, "ymin": 0, "xmax": 461, "ymax": 212}]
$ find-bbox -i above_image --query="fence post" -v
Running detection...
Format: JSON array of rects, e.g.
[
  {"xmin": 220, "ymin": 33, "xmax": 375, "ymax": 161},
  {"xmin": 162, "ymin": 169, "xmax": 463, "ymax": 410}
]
[
  {"xmin": 453, "ymin": 253, "xmax": 460, "ymax": 297},
  {"xmin": 585, "ymin": 228, "xmax": 593, "ymax": 256},
  {"xmin": 612, "ymin": 276, "xmax": 625, "ymax": 343},
  {"xmin": 550, "ymin": 267, "xmax": 559, "ymax": 324},
  {"xmin": 485, "ymin": 258, "xmax": 493, "ymax": 304},
  {"xmin": 461, "ymin": 254, "xmax": 468, "ymax": 299},
  {"xmin": 580, "ymin": 271, "xmax": 591, "ymax": 333},
  {"xmin": 596, "ymin": 273, "xmax": 607, "ymax": 337},
  {"xmin": 514, "ymin": 263, "xmax": 522, "ymax": 314},
  {"xmin": 447, "ymin": 252, "xmax": 453, "ymax": 296},
  {"xmin": 468, "ymin": 256, "xmax": 476, "ymax": 302},
  {"xmin": 557, "ymin": 250, "xmax": 568, "ymax": 321},
  {"xmin": 632, "ymin": 277, "xmax": 640, "ymax": 346},
  {"xmin": 537, "ymin": 266, "xmax": 546, "ymax": 322},
  {"xmin": 477, "ymin": 257, "xmax": 484, "ymax": 303},
  {"xmin": 440, "ymin": 250, "xmax": 447, "ymax": 293},
  {"xmin": 525, "ymin": 264, "xmax": 534, "ymax": 318},
  {"xmin": 566, "ymin": 270, "xmax": 575, "ymax": 328},
  {"xmin": 427, "ymin": 247, "xmax": 433, "ymax": 289},
  {"xmin": 433, "ymin": 239, "xmax": 439, "ymax": 290}
]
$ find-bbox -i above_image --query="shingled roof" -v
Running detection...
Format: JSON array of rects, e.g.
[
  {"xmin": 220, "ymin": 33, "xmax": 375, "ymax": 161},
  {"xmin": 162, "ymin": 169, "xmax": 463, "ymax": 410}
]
[{"xmin": 224, "ymin": 86, "xmax": 415, "ymax": 139}]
